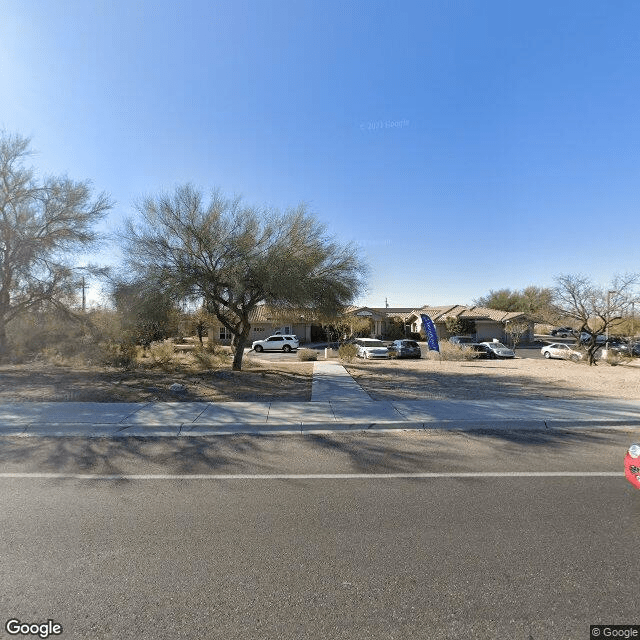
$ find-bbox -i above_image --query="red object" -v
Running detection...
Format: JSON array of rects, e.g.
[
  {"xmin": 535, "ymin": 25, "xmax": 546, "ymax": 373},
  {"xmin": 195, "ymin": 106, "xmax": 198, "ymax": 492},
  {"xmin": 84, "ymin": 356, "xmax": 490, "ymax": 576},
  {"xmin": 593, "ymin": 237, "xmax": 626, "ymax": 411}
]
[{"xmin": 624, "ymin": 453, "xmax": 640, "ymax": 489}]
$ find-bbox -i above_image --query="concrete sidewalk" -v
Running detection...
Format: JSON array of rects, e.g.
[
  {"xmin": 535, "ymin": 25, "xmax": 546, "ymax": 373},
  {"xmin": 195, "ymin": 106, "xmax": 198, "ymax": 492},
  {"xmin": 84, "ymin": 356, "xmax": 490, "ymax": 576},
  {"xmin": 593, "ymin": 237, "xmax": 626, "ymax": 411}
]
[
  {"xmin": 0, "ymin": 396, "xmax": 639, "ymax": 437},
  {"xmin": 311, "ymin": 361, "xmax": 372, "ymax": 401},
  {"xmin": 0, "ymin": 362, "xmax": 639, "ymax": 436}
]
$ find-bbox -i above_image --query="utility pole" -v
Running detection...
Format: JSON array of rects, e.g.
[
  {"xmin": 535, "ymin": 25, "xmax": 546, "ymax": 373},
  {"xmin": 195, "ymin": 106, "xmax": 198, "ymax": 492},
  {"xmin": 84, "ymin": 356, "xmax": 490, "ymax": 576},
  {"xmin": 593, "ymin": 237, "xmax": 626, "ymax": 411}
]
[{"xmin": 82, "ymin": 277, "xmax": 86, "ymax": 313}]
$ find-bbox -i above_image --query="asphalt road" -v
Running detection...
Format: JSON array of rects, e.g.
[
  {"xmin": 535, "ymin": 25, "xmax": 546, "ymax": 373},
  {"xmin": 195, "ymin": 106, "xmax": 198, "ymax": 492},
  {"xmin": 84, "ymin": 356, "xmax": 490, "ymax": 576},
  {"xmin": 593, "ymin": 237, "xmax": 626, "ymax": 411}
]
[{"xmin": 1, "ymin": 430, "xmax": 638, "ymax": 640}]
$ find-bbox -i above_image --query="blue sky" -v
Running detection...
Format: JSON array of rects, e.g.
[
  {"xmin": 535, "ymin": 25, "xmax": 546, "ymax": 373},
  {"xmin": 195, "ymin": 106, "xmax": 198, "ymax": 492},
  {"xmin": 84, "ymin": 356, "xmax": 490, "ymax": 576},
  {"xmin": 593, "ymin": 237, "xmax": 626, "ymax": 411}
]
[{"xmin": 1, "ymin": 0, "xmax": 639, "ymax": 308}]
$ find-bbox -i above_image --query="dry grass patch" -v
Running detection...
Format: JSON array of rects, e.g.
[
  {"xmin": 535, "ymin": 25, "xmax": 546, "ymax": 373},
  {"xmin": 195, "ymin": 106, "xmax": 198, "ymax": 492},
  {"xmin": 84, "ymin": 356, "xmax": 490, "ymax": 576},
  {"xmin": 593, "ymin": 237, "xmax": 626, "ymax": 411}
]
[
  {"xmin": 344, "ymin": 357, "xmax": 640, "ymax": 401},
  {"xmin": 0, "ymin": 356, "xmax": 314, "ymax": 403}
]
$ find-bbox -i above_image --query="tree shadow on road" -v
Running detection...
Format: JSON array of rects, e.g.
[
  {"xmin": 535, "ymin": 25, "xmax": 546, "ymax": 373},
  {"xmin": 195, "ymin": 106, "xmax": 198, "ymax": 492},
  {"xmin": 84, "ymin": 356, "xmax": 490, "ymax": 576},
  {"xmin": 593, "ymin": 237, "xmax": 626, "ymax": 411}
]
[{"xmin": 0, "ymin": 427, "xmax": 634, "ymax": 479}]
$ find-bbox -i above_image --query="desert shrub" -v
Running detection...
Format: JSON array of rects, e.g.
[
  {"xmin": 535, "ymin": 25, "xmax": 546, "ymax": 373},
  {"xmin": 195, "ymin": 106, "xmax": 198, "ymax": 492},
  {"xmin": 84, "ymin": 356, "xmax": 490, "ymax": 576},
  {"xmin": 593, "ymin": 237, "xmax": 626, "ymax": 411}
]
[
  {"xmin": 384, "ymin": 318, "xmax": 406, "ymax": 340},
  {"xmin": 147, "ymin": 341, "xmax": 176, "ymax": 368},
  {"xmin": 425, "ymin": 342, "xmax": 477, "ymax": 361},
  {"xmin": 338, "ymin": 343, "xmax": 358, "ymax": 362},
  {"xmin": 444, "ymin": 317, "xmax": 476, "ymax": 337},
  {"xmin": 192, "ymin": 344, "xmax": 230, "ymax": 369},
  {"xmin": 99, "ymin": 340, "xmax": 139, "ymax": 369},
  {"xmin": 297, "ymin": 348, "xmax": 318, "ymax": 361}
]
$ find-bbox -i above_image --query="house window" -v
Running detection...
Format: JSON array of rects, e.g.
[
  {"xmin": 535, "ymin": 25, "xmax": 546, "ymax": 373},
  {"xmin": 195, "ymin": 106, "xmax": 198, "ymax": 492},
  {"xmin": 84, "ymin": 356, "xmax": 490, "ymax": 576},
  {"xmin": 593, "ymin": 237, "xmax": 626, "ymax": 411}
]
[{"xmin": 219, "ymin": 327, "xmax": 231, "ymax": 340}]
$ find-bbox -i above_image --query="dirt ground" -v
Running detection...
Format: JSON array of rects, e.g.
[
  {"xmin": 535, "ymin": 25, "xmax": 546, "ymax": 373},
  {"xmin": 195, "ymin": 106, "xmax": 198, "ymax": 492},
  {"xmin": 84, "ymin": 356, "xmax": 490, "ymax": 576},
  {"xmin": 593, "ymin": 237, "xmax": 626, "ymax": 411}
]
[
  {"xmin": 344, "ymin": 357, "xmax": 640, "ymax": 401},
  {"xmin": 0, "ymin": 354, "xmax": 638, "ymax": 403},
  {"xmin": 0, "ymin": 358, "xmax": 314, "ymax": 402}
]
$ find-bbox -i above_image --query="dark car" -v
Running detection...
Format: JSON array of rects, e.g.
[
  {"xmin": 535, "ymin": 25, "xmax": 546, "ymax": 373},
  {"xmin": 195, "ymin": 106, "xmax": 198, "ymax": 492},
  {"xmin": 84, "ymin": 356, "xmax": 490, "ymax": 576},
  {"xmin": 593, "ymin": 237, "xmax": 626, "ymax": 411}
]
[
  {"xmin": 550, "ymin": 327, "xmax": 574, "ymax": 337},
  {"xmin": 387, "ymin": 339, "xmax": 422, "ymax": 359},
  {"xmin": 449, "ymin": 336, "xmax": 476, "ymax": 346},
  {"xmin": 606, "ymin": 340, "xmax": 631, "ymax": 356}
]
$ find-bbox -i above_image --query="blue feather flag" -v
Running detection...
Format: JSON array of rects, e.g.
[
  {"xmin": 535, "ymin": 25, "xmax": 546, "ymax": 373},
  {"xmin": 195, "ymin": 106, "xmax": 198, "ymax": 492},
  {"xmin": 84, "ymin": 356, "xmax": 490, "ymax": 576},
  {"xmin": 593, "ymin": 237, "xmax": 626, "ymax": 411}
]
[{"xmin": 420, "ymin": 314, "xmax": 440, "ymax": 352}]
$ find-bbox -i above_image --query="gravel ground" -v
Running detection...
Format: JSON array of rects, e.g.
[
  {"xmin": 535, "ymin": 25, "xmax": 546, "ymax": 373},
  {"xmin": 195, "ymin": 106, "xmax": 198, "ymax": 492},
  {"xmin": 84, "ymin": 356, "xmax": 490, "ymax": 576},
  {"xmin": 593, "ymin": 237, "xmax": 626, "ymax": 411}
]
[
  {"xmin": 1, "ymin": 355, "xmax": 638, "ymax": 402},
  {"xmin": 344, "ymin": 357, "xmax": 640, "ymax": 401},
  {"xmin": 0, "ymin": 360, "xmax": 314, "ymax": 402}
]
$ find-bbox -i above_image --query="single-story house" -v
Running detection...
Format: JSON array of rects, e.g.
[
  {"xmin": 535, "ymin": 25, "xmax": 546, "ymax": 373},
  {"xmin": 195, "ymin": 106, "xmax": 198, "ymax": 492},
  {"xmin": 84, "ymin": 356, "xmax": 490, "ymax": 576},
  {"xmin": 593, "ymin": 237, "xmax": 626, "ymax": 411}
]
[
  {"xmin": 201, "ymin": 305, "xmax": 315, "ymax": 344},
  {"xmin": 403, "ymin": 305, "xmax": 535, "ymax": 344},
  {"xmin": 340, "ymin": 305, "xmax": 534, "ymax": 344},
  {"xmin": 192, "ymin": 303, "xmax": 534, "ymax": 346}
]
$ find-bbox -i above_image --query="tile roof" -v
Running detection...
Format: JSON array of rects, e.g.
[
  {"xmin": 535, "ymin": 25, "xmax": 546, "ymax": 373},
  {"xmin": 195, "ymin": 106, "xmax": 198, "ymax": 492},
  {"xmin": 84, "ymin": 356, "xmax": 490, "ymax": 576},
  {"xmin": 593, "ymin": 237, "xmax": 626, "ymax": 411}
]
[
  {"xmin": 408, "ymin": 305, "xmax": 528, "ymax": 322},
  {"xmin": 211, "ymin": 303, "xmax": 529, "ymax": 325}
]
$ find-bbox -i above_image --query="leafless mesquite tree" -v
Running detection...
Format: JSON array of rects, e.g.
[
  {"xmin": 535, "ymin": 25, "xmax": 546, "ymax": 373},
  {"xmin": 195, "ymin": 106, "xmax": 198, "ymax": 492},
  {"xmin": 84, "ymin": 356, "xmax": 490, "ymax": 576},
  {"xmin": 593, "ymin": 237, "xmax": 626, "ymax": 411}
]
[
  {"xmin": 504, "ymin": 319, "xmax": 530, "ymax": 350},
  {"xmin": 553, "ymin": 273, "xmax": 639, "ymax": 365},
  {"xmin": 120, "ymin": 185, "xmax": 368, "ymax": 370},
  {"xmin": 0, "ymin": 132, "xmax": 111, "ymax": 360}
]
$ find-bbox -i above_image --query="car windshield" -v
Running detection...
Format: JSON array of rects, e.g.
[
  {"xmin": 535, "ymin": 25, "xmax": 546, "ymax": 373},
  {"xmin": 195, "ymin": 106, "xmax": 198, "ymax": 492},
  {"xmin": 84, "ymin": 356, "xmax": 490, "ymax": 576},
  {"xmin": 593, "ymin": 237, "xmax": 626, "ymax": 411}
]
[
  {"xmin": 363, "ymin": 341, "xmax": 385, "ymax": 347},
  {"xmin": 490, "ymin": 343, "xmax": 508, "ymax": 349}
]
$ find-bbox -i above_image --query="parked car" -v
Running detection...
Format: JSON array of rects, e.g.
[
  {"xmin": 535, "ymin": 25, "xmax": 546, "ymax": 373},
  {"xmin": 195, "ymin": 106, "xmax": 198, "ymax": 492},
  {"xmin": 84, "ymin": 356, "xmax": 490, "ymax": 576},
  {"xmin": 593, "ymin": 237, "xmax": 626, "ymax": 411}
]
[
  {"xmin": 541, "ymin": 343, "xmax": 583, "ymax": 361},
  {"xmin": 479, "ymin": 341, "xmax": 515, "ymax": 358},
  {"xmin": 449, "ymin": 336, "xmax": 476, "ymax": 346},
  {"xmin": 387, "ymin": 339, "xmax": 421, "ymax": 359},
  {"xmin": 606, "ymin": 340, "xmax": 631, "ymax": 356},
  {"xmin": 467, "ymin": 343, "xmax": 494, "ymax": 359},
  {"xmin": 355, "ymin": 338, "xmax": 389, "ymax": 359},
  {"xmin": 252, "ymin": 334, "xmax": 299, "ymax": 352},
  {"xmin": 550, "ymin": 327, "xmax": 575, "ymax": 337},
  {"xmin": 631, "ymin": 342, "xmax": 640, "ymax": 357},
  {"xmin": 624, "ymin": 443, "xmax": 640, "ymax": 490},
  {"xmin": 580, "ymin": 332, "xmax": 606, "ymax": 344}
]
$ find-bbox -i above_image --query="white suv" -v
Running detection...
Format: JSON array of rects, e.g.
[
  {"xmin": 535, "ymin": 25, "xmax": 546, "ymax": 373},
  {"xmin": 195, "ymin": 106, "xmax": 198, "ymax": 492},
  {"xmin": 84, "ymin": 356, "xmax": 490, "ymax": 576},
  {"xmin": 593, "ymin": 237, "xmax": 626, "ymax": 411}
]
[{"xmin": 252, "ymin": 335, "xmax": 299, "ymax": 352}]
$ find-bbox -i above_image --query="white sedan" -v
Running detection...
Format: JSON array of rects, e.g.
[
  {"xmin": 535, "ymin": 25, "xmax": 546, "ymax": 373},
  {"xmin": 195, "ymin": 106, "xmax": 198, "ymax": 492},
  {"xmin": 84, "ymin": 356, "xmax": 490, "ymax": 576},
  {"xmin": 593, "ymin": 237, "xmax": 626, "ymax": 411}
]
[
  {"xmin": 355, "ymin": 338, "xmax": 389, "ymax": 359},
  {"xmin": 541, "ymin": 343, "xmax": 583, "ymax": 361}
]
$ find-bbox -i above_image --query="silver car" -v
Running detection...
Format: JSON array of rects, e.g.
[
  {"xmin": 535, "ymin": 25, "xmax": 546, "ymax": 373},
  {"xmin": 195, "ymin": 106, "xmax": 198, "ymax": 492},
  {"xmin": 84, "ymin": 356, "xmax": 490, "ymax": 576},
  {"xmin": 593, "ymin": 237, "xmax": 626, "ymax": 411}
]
[
  {"xmin": 479, "ymin": 341, "xmax": 515, "ymax": 359},
  {"xmin": 541, "ymin": 343, "xmax": 583, "ymax": 361}
]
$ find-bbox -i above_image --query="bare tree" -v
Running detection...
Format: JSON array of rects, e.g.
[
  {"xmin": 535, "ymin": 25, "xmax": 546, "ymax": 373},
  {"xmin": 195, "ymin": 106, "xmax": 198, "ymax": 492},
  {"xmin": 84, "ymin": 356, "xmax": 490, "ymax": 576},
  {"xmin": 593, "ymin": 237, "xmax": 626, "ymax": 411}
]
[
  {"xmin": 120, "ymin": 185, "xmax": 368, "ymax": 370},
  {"xmin": 504, "ymin": 319, "xmax": 530, "ymax": 350},
  {"xmin": 553, "ymin": 273, "xmax": 639, "ymax": 365},
  {"xmin": 0, "ymin": 132, "xmax": 112, "ymax": 360}
]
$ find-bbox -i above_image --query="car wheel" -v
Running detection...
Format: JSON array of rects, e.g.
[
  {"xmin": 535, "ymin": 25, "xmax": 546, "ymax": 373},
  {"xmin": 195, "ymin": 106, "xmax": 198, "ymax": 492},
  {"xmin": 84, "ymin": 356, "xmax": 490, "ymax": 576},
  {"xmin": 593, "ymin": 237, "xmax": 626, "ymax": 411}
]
[
  {"xmin": 544, "ymin": 351, "xmax": 551, "ymax": 359},
  {"xmin": 254, "ymin": 345, "xmax": 263, "ymax": 352},
  {"xmin": 283, "ymin": 345, "xmax": 292, "ymax": 353},
  {"xmin": 570, "ymin": 354, "xmax": 579, "ymax": 362}
]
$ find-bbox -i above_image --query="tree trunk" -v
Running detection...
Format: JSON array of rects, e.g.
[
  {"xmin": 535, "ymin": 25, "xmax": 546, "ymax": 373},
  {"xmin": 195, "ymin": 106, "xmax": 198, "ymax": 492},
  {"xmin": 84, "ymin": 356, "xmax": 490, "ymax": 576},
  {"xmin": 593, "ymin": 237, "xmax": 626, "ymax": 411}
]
[
  {"xmin": 231, "ymin": 327, "xmax": 252, "ymax": 371},
  {"xmin": 586, "ymin": 345, "xmax": 599, "ymax": 366},
  {"xmin": 0, "ymin": 315, "xmax": 9, "ymax": 362},
  {"xmin": 0, "ymin": 319, "xmax": 9, "ymax": 363}
]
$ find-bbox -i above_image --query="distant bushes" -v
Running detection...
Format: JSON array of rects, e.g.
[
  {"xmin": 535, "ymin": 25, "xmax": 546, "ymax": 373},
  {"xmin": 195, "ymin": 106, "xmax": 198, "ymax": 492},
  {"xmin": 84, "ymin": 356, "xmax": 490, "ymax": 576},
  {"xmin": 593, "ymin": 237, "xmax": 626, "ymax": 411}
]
[
  {"xmin": 338, "ymin": 343, "xmax": 358, "ymax": 362},
  {"xmin": 424, "ymin": 342, "xmax": 478, "ymax": 361},
  {"xmin": 297, "ymin": 348, "xmax": 318, "ymax": 361}
]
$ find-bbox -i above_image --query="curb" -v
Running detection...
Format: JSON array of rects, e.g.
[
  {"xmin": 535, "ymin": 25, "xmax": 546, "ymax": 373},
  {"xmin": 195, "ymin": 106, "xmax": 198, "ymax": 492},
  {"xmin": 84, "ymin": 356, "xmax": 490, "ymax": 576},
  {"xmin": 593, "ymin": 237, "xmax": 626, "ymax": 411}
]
[{"xmin": 2, "ymin": 420, "xmax": 640, "ymax": 437}]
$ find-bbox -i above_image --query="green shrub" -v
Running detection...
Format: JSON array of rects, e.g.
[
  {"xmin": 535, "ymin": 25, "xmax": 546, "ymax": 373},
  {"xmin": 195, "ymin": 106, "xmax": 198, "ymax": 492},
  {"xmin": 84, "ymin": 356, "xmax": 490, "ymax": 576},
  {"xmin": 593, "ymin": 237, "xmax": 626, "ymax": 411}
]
[
  {"xmin": 297, "ymin": 348, "xmax": 318, "ymax": 361},
  {"xmin": 338, "ymin": 343, "xmax": 358, "ymax": 362}
]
